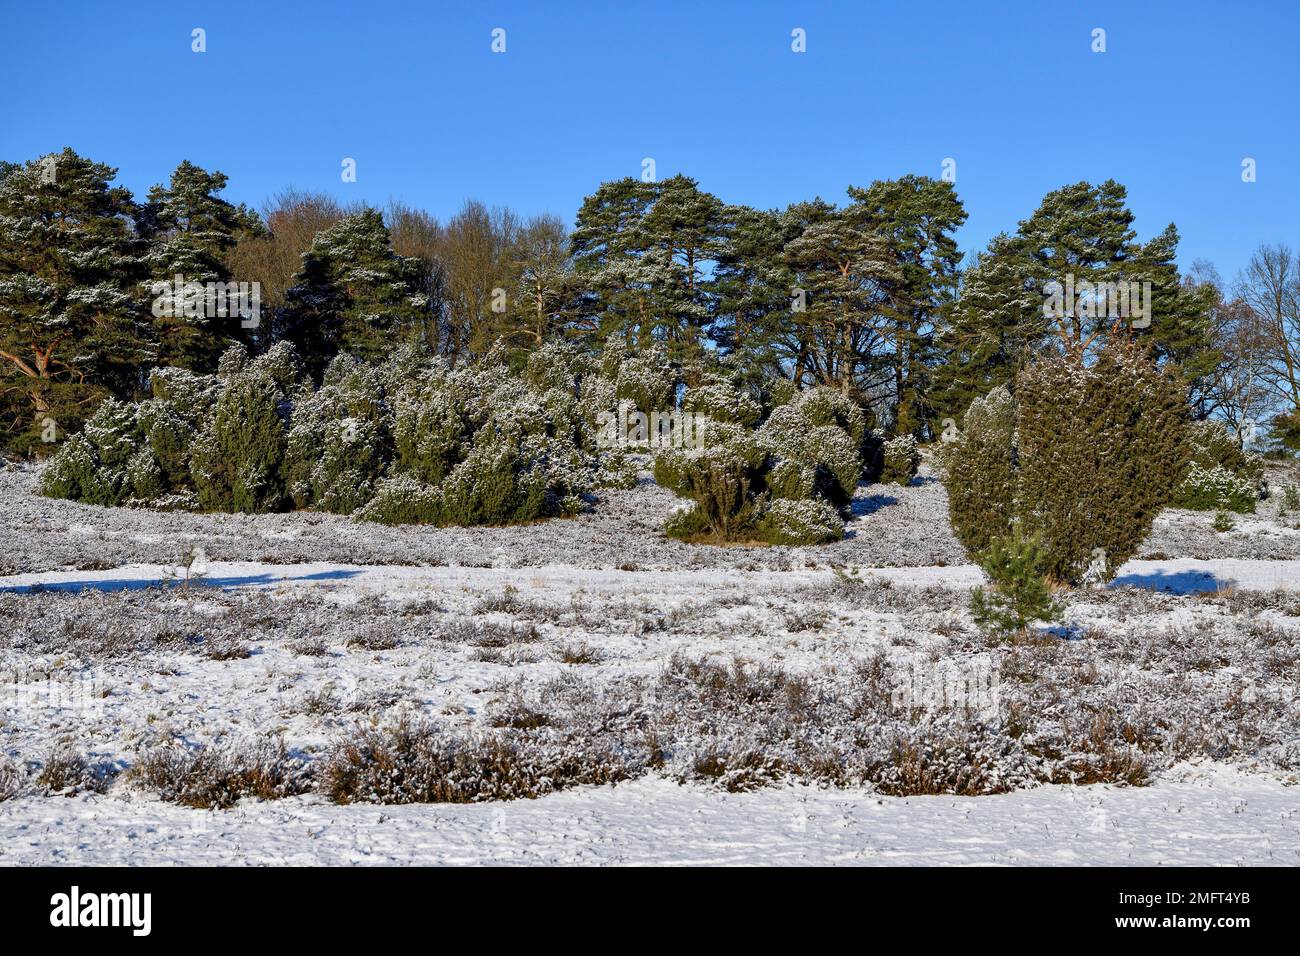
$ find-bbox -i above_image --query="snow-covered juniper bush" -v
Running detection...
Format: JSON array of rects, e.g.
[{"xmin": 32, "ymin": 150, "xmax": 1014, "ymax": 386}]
[
  {"xmin": 655, "ymin": 386, "xmax": 870, "ymax": 545},
  {"xmin": 39, "ymin": 340, "xmax": 637, "ymax": 527},
  {"xmin": 939, "ymin": 340, "xmax": 1187, "ymax": 586},
  {"xmin": 1169, "ymin": 420, "xmax": 1265, "ymax": 514},
  {"xmin": 880, "ymin": 435, "xmax": 921, "ymax": 485}
]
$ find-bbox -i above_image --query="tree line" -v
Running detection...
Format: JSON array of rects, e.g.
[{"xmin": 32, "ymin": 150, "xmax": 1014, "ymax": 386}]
[{"xmin": 2, "ymin": 148, "xmax": 1297, "ymax": 456}]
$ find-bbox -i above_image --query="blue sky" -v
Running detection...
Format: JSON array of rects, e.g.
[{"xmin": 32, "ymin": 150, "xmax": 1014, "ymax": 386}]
[{"xmin": 3, "ymin": 0, "xmax": 1296, "ymax": 279}]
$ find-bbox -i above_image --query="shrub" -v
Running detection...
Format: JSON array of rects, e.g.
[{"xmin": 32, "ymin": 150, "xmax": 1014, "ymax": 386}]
[
  {"xmin": 656, "ymin": 387, "xmax": 868, "ymax": 546},
  {"xmin": 1169, "ymin": 421, "xmax": 1263, "ymax": 513},
  {"xmin": 131, "ymin": 739, "xmax": 311, "ymax": 809},
  {"xmin": 36, "ymin": 400, "xmax": 137, "ymax": 505},
  {"xmin": 391, "ymin": 371, "xmax": 475, "ymax": 485},
  {"xmin": 682, "ymin": 379, "xmax": 762, "ymax": 428},
  {"xmin": 765, "ymin": 457, "xmax": 817, "ymax": 501},
  {"xmin": 1171, "ymin": 462, "xmax": 1258, "ymax": 514},
  {"xmin": 969, "ymin": 527, "xmax": 1061, "ymax": 638},
  {"xmin": 758, "ymin": 498, "xmax": 846, "ymax": 546},
  {"xmin": 763, "ymin": 377, "xmax": 799, "ymax": 413},
  {"xmin": 1185, "ymin": 420, "xmax": 1264, "ymax": 483},
  {"xmin": 759, "ymin": 399, "xmax": 862, "ymax": 506},
  {"xmin": 141, "ymin": 367, "xmax": 221, "ymax": 483},
  {"xmin": 283, "ymin": 355, "xmax": 392, "ymax": 513},
  {"xmin": 1012, "ymin": 342, "xmax": 1187, "ymax": 585},
  {"xmin": 795, "ymin": 387, "xmax": 868, "ymax": 445},
  {"xmin": 0, "ymin": 758, "xmax": 23, "ymax": 801},
  {"xmin": 935, "ymin": 384, "xmax": 1016, "ymax": 559},
  {"xmin": 321, "ymin": 718, "xmax": 629, "ymax": 804},
  {"xmin": 1213, "ymin": 509, "xmax": 1235, "ymax": 533},
  {"xmin": 42, "ymin": 344, "xmax": 611, "ymax": 529},
  {"xmin": 880, "ymin": 435, "xmax": 920, "ymax": 485},
  {"xmin": 523, "ymin": 340, "xmax": 593, "ymax": 397},
  {"xmin": 661, "ymin": 440, "xmax": 765, "ymax": 542},
  {"xmin": 38, "ymin": 365, "xmax": 223, "ymax": 508},
  {"xmin": 1268, "ymin": 411, "xmax": 1300, "ymax": 456},
  {"xmin": 611, "ymin": 348, "xmax": 677, "ymax": 418},
  {"xmin": 190, "ymin": 370, "xmax": 289, "ymax": 513},
  {"xmin": 354, "ymin": 476, "xmax": 442, "ymax": 524},
  {"xmin": 37, "ymin": 750, "xmax": 117, "ymax": 795},
  {"xmin": 437, "ymin": 443, "xmax": 547, "ymax": 526},
  {"xmin": 941, "ymin": 343, "xmax": 1187, "ymax": 586}
]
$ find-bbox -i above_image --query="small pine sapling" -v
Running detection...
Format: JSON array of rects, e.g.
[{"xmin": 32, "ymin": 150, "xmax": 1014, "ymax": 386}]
[
  {"xmin": 163, "ymin": 544, "xmax": 209, "ymax": 594},
  {"xmin": 970, "ymin": 526, "xmax": 1060, "ymax": 639}
]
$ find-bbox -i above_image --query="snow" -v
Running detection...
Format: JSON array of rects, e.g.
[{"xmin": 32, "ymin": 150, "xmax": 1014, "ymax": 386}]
[
  {"xmin": 3, "ymin": 457, "xmax": 1299, "ymax": 866},
  {"xmin": 2, "ymin": 555, "xmax": 1298, "ymax": 597},
  {"xmin": 2, "ymin": 765, "xmax": 1295, "ymax": 866}
]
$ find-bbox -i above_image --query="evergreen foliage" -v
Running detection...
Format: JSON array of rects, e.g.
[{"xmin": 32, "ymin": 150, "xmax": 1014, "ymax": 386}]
[
  {"xmin": 1169, "ymin": 420, "xmax": 1264, "ymax": 513},
  {"xmin": 1012, "ymin": 340, "xmax": 1188, "ymax": 585},
  {"xmin": 40, "ymin": 343, "xmax": 634, "ymax": 527},
  {"xmin": 655, "ymin": 386, "xmax": 866, "ymax": 545},
  {"xmin": 137, "ymin": 160, "xmax": 265, "ymax": 371},
  {"xmin": 936, "ymin": 385, "xmax": 1016, "ymax": 559},
  {"xmin": 0, "ymin": 150, "xmax": 150, "ymax": 455},
  {"xmin": 278, "ymin": 210, "xmax": 429, "ymax": 379},
  {"xmin": 941, "ymin": 342, "xmax": 1186, "ymax": 586},
  {"xmin": 969, "ymin": 526, "xmax": 1061, "ymax": 638},
  {"xmin": 2, "ymin": 148, "xmax": 1225, "ymax": 476},
  {"xmin": 934, "ymin": 181, "xmax": 1216, "ymax": 422},
  {"xmin": 880, "ymin": 435, "xmax": 920, "ymax": 485}
]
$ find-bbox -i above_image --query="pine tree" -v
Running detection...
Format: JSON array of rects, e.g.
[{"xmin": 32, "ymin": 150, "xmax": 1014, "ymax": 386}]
[
  {"xmin": 970, "ymin": 525, "xmax": 1061, "ymax": 638},
  {"xmin": 1130, "ymin": 224, "xmax": 1220, "ymax": 398},
  {"xmin": 137, "ymin": 160, "xmax": 266, "ymax": 371},
  {"xmin": 0, "ymin": 149, "xmax": 152, "ymax": 455},
  {"xmin": 710, "ymin": 204, "xmax": 792, "ymax": 378},
  {"xmin": 570, "ymin": 176, "xmax": 660, "ymax": 349},
  {"xmin": 932, "ymin": 234, "xmax": 1047, "ymax": 420},
  {"xmin": 277, "ymin": 209, "xmax": 429, "ymax": 379},
  {"xmin": 845, "ymin": 176, "xmax": 967, "ymax": 436},
  {"xmin": 935, "ymin": 180, "xmax": 1215, "ymax": 420},
  {"xmin": 782, "ymin": 205, "xmax": 899, "ymax": 399},
  {"xmin": 570, "ymin": 175, "xmax": 726, "ymax": 361}
]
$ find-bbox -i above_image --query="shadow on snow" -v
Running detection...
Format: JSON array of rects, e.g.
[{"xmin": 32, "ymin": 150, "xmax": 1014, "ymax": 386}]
[
  {"xmin": 1107, "ymin": 567, "xmax": 1237, "ymax": 595},
  {"xmin": 1, "ymin": 568, "xmax": 363, "ymax": 595}
]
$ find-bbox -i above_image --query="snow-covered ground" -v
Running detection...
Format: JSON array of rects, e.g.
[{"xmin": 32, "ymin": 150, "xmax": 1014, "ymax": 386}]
[
  {"xmin": 4, "ymin": 554, "xmax": 1300, "ymax": 597},
  {"xmin": 3, "ymin": 765, "xmax": 1296, "ymax": 866},
  {"xmin": 2, "ymin": 460, "xmax": 1298, "ymax": 866}
]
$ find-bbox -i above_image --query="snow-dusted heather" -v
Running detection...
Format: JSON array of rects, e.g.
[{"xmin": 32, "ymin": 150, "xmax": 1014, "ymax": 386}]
[{"xmin": 2, "ymin": 454, "xmax": 1299, "ymax": 865}]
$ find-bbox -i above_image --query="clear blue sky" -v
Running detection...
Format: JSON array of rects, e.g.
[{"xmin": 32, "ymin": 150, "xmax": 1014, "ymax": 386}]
[{"xmin": 3, "ymin": 0, "xmax": 1296, "ymax": 280}]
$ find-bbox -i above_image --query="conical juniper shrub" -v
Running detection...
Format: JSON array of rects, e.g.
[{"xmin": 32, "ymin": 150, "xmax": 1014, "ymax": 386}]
[
  {"xmin": 936, "ymin": 384, "xmax": 1016, "ymax": 559},
  {"xmin": 941, "ymin": 340, "xmax": 1187, "ymax": 586},
  {"xmin": 1014, "ymin": 341, "xmax": 1187, "ymax": 585},
  {"xmin": 189, "ymin": 370, "xmax": 290, "ymax": 513}
]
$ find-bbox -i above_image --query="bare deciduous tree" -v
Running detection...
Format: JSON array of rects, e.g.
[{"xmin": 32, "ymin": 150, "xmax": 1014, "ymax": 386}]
[{"xmin": 1236, "ymin": 243, "xmax": 1300, "ymax": 416}]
